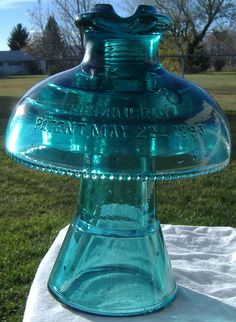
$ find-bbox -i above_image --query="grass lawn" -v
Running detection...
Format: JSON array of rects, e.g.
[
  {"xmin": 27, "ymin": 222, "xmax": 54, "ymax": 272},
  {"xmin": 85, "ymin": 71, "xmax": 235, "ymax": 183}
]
[
  {"xmin": 0, "ymin": 73, "xmax": 236, "ymax": 321},
  {"xmin": 186, "ymin": 72, "xmax": 236, "ymax": 111}
]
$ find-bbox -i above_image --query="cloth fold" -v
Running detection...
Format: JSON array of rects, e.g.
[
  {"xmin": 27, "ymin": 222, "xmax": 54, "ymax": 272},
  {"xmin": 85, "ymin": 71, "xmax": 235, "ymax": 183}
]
[{"xmin": 23, "ymin": 225, "xmax": 236, "ymax": 322}]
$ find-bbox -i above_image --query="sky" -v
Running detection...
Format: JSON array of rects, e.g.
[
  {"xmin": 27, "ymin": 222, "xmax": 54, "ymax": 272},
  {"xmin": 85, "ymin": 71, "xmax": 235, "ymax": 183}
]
[
  {"xmin": 0, "ymin": 0, "xmax": 41, "ymax": 50},
  {"xmin": 0, "ymin": 0, "xmax": 126, "ymax": 51}
]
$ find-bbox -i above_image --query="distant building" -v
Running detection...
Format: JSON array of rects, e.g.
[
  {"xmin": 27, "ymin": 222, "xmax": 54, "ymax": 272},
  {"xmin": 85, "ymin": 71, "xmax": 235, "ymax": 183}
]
[{"xmin": 0, "ymin": 50, "xmax": 46, "ymax": 75}]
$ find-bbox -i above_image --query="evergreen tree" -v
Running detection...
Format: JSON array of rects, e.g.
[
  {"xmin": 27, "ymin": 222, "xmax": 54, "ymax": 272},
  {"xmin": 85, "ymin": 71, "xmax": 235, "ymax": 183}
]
[
  {"xmin": 8, "ymin": 23, "xmax": 29, "ymax": 50},
  {"xmin": 42, "ymin": 15, "xmax": 67, "ymax": 59},
  {"xmin": 29, "ymin": 0, "xmax": 96, "ymax": 57},
  {"xmin": 26, "ymin": 15, "xmax": 69, "ymax": 74}
]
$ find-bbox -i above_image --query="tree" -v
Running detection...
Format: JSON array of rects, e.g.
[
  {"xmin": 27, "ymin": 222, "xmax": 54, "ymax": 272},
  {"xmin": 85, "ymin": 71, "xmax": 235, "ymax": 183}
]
[
  {"xmin": 26, "ymin": 15, "xmax": 68, "ymax": 74},
  {"xmin": 29, "ymin": 0, "xmax": 98, "ymax": 57},
  {"xmin": 27, "ymin": 15, "xmax": 67, "ymax": 58},
  {"xmin": 203, "ymin": 29, "xmax": 235, "ymax": 71},
  {"xmin": 159, "ymin": 34, "xmax": 182, "ymax": 73},
  {"xmin": 186, "ymin": 44, "xmax": 210, "ymax": 73},
  {"xmin": 52, "ymin": 0, "xmax": 97, "ymax": 55},
  {"xmin": 208, "ymin": 29, "xmax": 232, "ymax": 54},
  {"xmin": 126, "ymin": 0, "xmax": 236, "ymax": 56},
  {"xmin": 42, "ymin": 15, "xmax": 67, "ymax": 58},
  {"xmin": 8, "ymin": 23, "xmax": 30, "ymax": 50}
]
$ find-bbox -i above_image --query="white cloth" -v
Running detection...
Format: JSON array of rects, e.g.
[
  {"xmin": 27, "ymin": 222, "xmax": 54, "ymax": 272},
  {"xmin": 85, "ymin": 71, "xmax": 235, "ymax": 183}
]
[{"xmin": 23, "ymin": 225, "xmax": 236, "ymax": 322}]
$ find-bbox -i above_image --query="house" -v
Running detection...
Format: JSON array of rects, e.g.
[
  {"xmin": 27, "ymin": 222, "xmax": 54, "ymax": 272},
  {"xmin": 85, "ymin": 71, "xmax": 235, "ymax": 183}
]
[{"xmin": 0, "ymin": 50, "xmax": 46, "ymax": 75}]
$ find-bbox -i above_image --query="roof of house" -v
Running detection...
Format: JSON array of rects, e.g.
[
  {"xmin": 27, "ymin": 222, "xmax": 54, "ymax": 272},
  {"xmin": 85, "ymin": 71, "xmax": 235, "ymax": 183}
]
[{"xmin": 0, "ymin": 50, "xmax": 40, "ymax": 62}]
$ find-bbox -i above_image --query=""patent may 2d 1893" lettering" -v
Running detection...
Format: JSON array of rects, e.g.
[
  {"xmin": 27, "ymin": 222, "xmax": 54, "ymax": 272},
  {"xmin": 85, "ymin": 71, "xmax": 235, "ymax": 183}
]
[{"xmin": 34, "ymin": 116, "xmax": 204, "ymax": 140}]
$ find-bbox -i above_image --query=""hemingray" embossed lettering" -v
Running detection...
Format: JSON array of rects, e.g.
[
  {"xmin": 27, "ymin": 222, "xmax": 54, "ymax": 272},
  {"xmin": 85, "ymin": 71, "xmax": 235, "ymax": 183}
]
[{"xmin": 71, "ymin": 104, "xmax": 177, "ymax": 119}]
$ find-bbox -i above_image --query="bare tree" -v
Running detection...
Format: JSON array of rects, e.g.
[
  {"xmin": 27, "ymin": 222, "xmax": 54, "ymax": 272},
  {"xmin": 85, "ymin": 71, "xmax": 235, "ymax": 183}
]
[
  {"xmin": 204, "ymin": 29, "xmax": 233, "ymax": 54},
  {"xmin": 29, "ymin": 0, "xmax": 98, "ymax": 57},
  {"xmin": 126, "ymin": 0, "xmax": 236, "ymax": 55},
  {"xmin": 51, "ymin": 0, "xmax": 97, "ymax": 55}
]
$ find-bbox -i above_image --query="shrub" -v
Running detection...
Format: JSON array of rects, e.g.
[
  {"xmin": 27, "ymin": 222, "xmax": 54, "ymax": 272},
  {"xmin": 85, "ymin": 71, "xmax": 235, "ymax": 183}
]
[
  {"xmin": 185, "ymin": 45, "xmax": 210, "ymax": 73},
  {"xmin": 213, "ymin": 58, "xmax": 226, "ymax": 72}
]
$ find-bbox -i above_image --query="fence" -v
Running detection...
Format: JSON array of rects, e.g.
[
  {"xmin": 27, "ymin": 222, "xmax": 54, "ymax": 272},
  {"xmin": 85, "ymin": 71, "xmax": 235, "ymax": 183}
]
[
  {"xmin": 159, "ymin": 53, "xmax": 236, "ymax": 77},
  {"xmin": 44, "ymin": 53, "xmax": 236, "ymax": 77}
]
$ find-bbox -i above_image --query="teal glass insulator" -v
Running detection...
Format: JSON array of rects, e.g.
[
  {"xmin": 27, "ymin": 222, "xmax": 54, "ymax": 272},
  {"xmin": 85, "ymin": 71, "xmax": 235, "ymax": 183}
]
[
  {"xmin": 48, "ymin": 179, "xmax": 176, "ymax": 315},
  {"xmin": 5, "ymin": 4, "xmax": 231, "ymax": 316}
]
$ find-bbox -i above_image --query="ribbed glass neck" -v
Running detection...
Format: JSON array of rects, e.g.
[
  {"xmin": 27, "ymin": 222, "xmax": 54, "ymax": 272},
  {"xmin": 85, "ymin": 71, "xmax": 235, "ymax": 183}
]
[{"xmin": 82, "ymin": 33, "xmax": 162, "ymax": 70}]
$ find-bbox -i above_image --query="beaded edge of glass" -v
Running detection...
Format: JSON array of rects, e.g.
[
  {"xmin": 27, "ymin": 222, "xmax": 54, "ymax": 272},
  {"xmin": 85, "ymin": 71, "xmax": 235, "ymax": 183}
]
[{"xmin": 6, "ymin": 150, "xmax": 229, "ymax": 182}]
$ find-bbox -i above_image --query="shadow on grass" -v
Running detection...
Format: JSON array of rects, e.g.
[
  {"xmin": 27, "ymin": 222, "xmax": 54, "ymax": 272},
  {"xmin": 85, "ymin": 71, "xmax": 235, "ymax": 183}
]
[
  {"xmin": 0, "ymin": 96, "xmax": 18, "ymax": 116},
  {"xmin": 187, "ymin": 71, "xmax": 236, "ymax": 76},
  {"xmin": 0, "ymin": 75, "xmax": 42, "ymax": 80},
  {"xmin": 0, "ymin": 96, "xmax": 18, "ymax": 137},
  {"xmin": 226, "ymin": 112, "xmax": 236, "ymax": 161}
]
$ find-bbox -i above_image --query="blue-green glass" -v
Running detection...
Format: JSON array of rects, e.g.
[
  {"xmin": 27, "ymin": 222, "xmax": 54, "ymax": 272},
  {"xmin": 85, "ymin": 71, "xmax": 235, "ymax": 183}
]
[
  {"xmin": 5, "ymin": 4, "xmax": 230, "ymax": 180},
  {"xmin": 5, "ymin": 3, "xmax": 231, "ymax": 316},
  {"xmin": 48, "ymin": 179, "xmax": 177, "ymax": 316}
]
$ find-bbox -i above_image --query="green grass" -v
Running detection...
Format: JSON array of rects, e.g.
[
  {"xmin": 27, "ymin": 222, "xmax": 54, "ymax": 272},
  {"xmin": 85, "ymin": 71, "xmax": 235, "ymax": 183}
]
[
  {"xmin": 0, "ymin": 73, "xmax": 236, "ymax": 321},
  {"xmin": 186, "ymin": 72, "xmax": 236, "ymax": 111}
]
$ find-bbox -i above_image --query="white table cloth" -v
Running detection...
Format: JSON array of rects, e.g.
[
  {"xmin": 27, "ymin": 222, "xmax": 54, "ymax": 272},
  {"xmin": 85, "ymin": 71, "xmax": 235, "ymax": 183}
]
[{"xmin": 23, "ymin": 225, "xmax": 236, "ymax": 322}]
